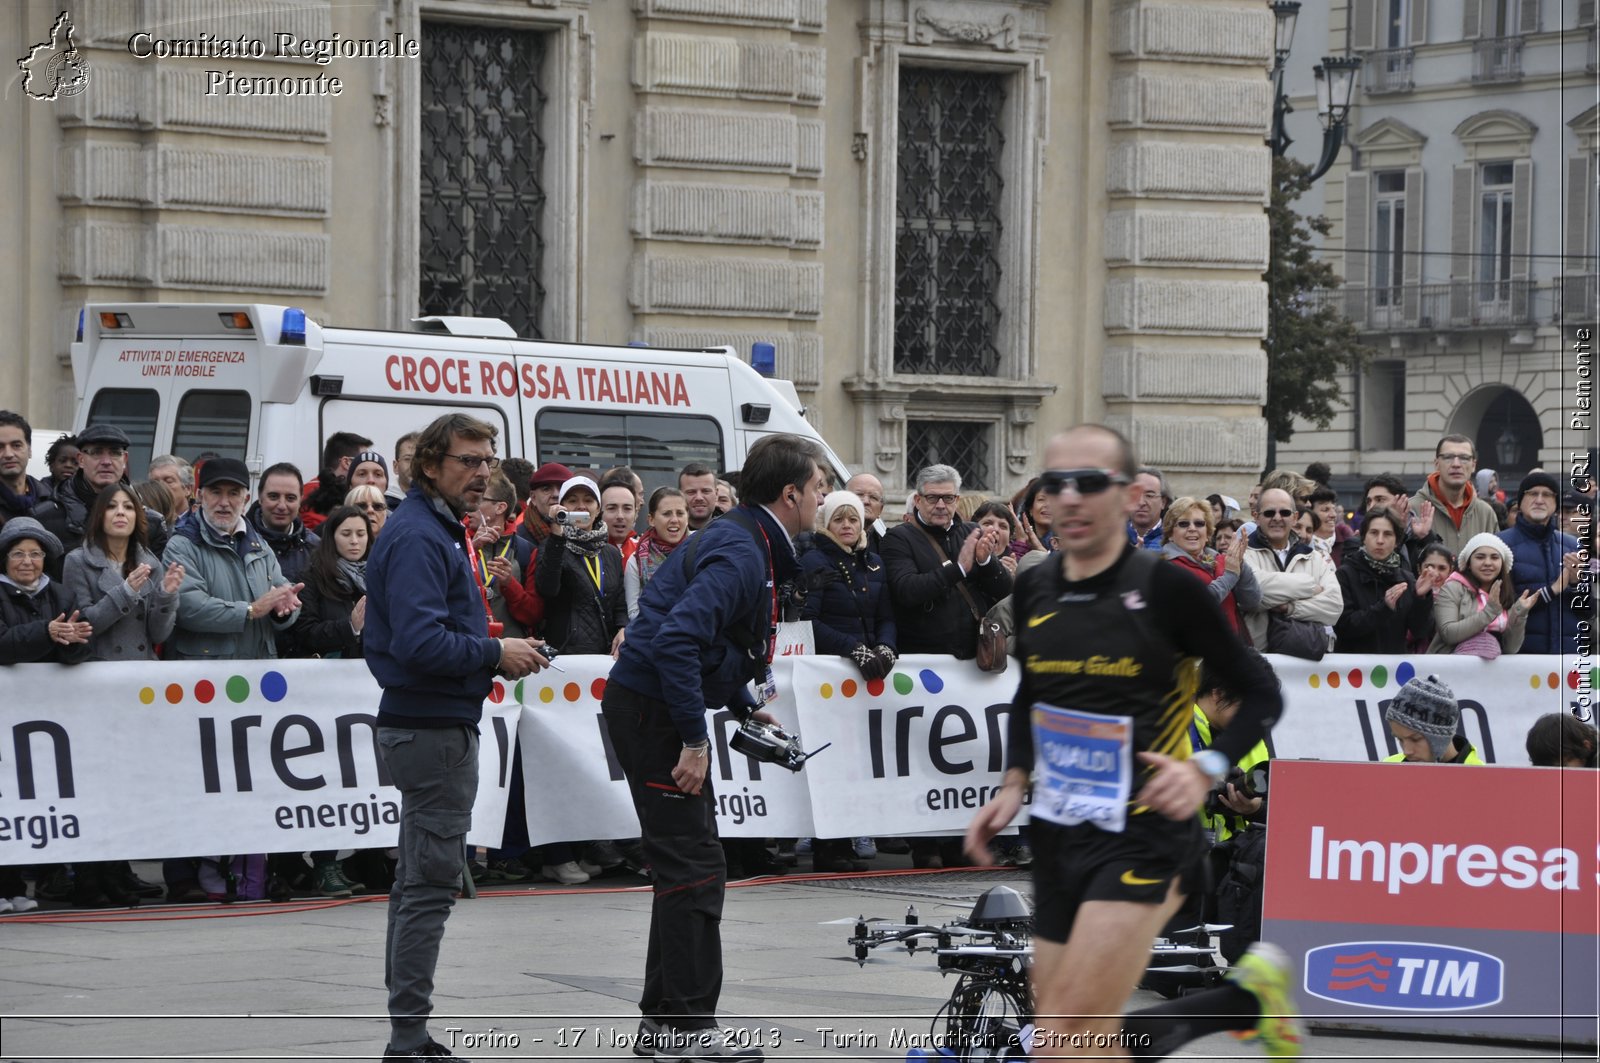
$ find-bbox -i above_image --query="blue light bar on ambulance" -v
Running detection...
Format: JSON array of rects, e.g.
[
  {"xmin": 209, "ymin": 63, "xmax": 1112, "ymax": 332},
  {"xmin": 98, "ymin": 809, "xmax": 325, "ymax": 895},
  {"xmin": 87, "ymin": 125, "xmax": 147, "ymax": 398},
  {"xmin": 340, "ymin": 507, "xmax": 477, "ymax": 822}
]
[
  {"xmin": 751, "ymin": 341, "xmax": 776, "ymax": 377},
  {"xmin": 99, "ymin": 312, "xmax": 133, "ymax": 329},
  {"xmin": 281, "ymin": 307, "xmax": 307, "ymax": 345}
]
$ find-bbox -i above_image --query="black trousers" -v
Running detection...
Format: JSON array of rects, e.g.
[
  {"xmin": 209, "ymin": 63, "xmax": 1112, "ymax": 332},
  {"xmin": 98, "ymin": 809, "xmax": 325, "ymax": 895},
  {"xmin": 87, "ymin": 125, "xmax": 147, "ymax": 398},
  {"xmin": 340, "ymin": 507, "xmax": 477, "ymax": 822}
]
[{"xmin": 602, "ymin": 683, "xmax": 724, "ymax": 1031}]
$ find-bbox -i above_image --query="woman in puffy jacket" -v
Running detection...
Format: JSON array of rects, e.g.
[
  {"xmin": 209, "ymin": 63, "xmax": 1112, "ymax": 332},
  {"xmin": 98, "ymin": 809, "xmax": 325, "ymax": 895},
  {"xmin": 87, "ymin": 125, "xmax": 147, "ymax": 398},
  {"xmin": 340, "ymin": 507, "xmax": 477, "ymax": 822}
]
[
  {"xmin": 1333, "ymin": 507, "xmax": 1438, "ymax": 654},
  {"xmin": 0, "ymin": 517, "xmax": 92, "ymax": 666},
  {"xmin": 799, "ymin": 490, "xmax": 896, "ymax": 872},
  {"xmin": 62, "ymin": 484, "xmax": 184, "ymax": 661}
]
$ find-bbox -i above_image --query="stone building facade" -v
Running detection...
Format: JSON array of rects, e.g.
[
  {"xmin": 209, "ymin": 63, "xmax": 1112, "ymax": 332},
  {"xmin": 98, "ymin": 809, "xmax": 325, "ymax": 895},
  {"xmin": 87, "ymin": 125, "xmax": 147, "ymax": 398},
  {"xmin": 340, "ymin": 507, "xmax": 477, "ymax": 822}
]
[
  {"xmin": 1275, "ymin": 0, "xmax": 1596, "ymax": 497},
  {"xmin": 3, "ymin": 0, "xmax": 1280, "ymax": 499}
]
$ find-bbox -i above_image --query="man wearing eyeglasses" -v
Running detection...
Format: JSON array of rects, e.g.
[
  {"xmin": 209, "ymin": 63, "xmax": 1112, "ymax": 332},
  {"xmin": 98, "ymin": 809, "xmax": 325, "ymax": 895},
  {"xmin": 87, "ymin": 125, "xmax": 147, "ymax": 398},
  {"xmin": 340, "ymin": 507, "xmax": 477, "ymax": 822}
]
[
  {"xmin": 881, "ymin": 464, "xmax": 1013, "ymax": 659},
  {"xmin": 365, "ymin": 413, "xmax": 550, "ymax": 1063},
  {"xmin": 1239, "ymin": 487, "xmax": 1343, "ymax": 656},
  {"xmin": 1413, "ymin": 434, "xmax": 1499, "ymax": 558},
  {"xmin": 965, "ymin": 424, "xmax": 1297, "ymax": 1062}
]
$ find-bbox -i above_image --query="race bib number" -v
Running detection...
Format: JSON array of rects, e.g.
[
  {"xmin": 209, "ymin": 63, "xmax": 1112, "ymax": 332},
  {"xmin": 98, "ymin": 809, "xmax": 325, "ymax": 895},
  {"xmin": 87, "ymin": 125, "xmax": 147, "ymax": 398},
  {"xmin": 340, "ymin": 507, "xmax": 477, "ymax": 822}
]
[{"xmin": 1031, "ymin": 703, "xmax": 1133, "ymax": 833}]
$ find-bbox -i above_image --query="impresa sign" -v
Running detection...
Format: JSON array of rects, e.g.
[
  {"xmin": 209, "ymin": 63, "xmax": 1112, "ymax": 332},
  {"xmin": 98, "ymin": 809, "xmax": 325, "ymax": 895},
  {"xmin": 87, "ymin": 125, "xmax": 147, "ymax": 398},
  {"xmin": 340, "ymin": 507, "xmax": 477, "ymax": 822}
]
[{"xmin": 1264, "ymin": 761, "xmax": 1598, "ymax": 1045}]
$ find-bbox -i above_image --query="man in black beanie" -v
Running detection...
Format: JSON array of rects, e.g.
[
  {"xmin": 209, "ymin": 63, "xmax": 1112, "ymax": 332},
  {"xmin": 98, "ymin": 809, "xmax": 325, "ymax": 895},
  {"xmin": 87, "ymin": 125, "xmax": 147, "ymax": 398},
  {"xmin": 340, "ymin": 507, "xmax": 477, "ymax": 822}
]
[
  {"xmin": 1496, "ymin": 470, "xmax": 1583, "ymax": 655},
  {"xmin": 1383, "ymin": 675, "xmax": 1485, "ymax": 764}
]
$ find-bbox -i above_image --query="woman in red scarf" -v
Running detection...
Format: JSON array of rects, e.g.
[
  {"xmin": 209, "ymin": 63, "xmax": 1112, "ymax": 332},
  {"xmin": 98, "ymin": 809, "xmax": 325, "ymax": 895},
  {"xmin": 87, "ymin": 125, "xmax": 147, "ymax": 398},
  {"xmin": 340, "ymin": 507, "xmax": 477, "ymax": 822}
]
[{"xmin": 624, "ymin": 486, "xmax": 689, "ymax": 620}]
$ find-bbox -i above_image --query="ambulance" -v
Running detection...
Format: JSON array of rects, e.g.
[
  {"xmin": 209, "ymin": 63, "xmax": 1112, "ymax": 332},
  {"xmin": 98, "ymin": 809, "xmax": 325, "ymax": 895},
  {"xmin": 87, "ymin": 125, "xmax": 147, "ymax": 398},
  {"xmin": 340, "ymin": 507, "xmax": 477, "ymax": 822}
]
[{"xmin": 69, "ymin": 303, "xmax": 845, "ymax": 497}]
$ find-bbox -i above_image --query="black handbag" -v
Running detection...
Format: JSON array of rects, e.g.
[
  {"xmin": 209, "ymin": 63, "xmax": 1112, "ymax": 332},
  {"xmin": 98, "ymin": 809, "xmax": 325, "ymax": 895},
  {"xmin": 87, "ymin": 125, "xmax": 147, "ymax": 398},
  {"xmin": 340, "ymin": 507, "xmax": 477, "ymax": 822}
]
[{"xmin": 1266, "ymin": 612, "xmax": 1328, "ymax": 660}]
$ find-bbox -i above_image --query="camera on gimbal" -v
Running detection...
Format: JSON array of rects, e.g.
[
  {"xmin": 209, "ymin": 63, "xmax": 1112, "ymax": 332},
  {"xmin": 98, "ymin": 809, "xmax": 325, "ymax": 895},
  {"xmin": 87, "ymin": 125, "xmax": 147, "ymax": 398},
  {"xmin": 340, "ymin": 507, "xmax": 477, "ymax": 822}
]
[
  {"xmin": 1204, "ymin": 763, "xmax": 1268, "ymax": 817},
  {"xmin": 729, "ymin": 707, "xmax": 830, "ymax": 773}
]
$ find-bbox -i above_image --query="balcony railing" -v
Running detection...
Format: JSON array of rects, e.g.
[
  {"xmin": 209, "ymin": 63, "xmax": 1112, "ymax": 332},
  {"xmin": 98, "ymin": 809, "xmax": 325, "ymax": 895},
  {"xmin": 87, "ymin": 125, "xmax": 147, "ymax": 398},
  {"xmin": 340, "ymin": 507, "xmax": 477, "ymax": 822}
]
[
  {"xmin": 1557, "ymin": 274, "xmax": 1599, "ymax": 324},
  {"xmin": 1472, "ymin": 36, "xmax": 1524, "ymax": 82},
  {"xmin": 1364, "ymin": 48, "xmax": 1415, "ymax": 93},
  {"xmin": 1308, "ymin": 280, "xmax": 1551, "ymax": 332}
]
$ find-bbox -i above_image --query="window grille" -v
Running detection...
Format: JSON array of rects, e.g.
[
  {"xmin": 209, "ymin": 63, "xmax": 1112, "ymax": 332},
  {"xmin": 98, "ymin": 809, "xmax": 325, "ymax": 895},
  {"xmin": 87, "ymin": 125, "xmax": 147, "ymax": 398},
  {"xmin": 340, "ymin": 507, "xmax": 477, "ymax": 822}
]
[
  {"xmin": 894, "ymin": 68, "xmax": 1005, "ymax": 377},
  {"xmin": 419, "ymin": 22, "xmax": 548, "ymax": 337}
]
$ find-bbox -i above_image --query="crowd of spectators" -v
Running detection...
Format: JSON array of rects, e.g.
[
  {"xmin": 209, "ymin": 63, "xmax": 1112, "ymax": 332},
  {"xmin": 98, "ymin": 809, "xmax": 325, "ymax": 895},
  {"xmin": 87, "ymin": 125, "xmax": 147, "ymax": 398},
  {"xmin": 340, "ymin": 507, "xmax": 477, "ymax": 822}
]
[{"xmin": 0, "ymin": 408, "xmax": 1592, "ymax": 910}]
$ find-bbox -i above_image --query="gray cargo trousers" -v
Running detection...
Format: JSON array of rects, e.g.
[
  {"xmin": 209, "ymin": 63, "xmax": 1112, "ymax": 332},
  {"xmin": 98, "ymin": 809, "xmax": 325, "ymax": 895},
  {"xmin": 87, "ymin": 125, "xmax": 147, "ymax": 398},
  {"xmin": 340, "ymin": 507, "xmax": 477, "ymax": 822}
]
[{"xmin": 377, "ymin": 724, "xmax": 478, "ymax": 1051}]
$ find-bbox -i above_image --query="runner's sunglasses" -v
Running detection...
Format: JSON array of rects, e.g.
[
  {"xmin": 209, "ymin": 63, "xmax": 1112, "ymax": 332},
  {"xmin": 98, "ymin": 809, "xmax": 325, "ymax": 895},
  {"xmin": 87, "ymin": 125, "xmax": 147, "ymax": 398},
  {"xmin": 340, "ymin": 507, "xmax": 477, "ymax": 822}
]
[{"xmin": 1039, "ymin": 468, "xmax": 1131, "ymax": 496}]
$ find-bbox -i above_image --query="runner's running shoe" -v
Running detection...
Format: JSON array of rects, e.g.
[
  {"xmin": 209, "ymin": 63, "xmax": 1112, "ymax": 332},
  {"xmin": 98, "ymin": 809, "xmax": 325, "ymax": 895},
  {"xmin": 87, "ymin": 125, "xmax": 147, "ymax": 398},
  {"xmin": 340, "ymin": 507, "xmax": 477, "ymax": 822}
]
[{"xmin": 1226, "ymin": 942, "xmax": 1304, "ymax": 1059}]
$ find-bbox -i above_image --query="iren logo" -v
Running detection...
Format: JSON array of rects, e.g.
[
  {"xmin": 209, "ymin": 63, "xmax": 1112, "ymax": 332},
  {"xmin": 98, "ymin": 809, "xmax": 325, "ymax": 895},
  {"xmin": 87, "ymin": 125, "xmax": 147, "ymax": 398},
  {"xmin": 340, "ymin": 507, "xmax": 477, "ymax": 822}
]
[{"xmin": 1303, "ymin": 942, "xmax": 1503, "ymax": 1011}]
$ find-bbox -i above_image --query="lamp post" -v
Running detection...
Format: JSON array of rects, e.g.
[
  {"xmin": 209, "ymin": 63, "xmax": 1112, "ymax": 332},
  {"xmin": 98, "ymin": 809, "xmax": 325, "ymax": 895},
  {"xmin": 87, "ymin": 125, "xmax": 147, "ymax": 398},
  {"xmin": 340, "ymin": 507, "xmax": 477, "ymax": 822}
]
[
  {"xmin": 1264, "ymin": 1, "xmax": 1363, "ymax": 474},
  {"xmin": 1268, "ymin": 2, "xmax": 1362, "ymax": 177}
]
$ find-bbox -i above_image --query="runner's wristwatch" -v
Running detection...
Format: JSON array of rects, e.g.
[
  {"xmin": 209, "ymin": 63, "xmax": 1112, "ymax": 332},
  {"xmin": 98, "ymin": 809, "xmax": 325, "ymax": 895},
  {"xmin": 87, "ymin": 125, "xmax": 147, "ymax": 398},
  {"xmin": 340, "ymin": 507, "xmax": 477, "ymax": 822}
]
[{"xmin": 1190, "ymin": 749, "xmax": 1229, "ymax": 784}]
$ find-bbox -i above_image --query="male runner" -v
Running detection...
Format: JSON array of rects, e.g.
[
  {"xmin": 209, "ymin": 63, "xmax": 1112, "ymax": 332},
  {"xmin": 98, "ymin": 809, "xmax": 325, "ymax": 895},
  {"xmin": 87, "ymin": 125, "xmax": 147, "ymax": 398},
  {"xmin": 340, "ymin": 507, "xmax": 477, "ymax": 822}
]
[{"xmin": 966, "ymin": 424, "xmax": 1300, "ymax": 1061}]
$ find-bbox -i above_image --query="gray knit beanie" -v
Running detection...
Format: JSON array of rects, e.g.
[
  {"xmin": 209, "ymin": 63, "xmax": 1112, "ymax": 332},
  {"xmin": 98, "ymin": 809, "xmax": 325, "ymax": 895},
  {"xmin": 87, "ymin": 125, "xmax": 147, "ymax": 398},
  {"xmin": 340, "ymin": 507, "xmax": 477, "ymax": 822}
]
[{"xmin": 1385, "ymin": 674, "xmax": 1460, "ymax": 760}]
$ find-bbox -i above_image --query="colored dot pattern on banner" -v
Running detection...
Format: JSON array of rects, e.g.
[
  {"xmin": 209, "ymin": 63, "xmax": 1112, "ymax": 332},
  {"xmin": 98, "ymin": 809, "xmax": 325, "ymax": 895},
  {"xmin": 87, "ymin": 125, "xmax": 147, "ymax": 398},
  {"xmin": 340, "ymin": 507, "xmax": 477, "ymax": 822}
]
[
  {"xmin": 139, "ymin": 672, "xmax": 291, "ymax": 706},
  {"xmin": 1308, "ymin": 661, "xmax": 1412, "ymax": 690},
  {"xmin": 539, "ymin": 686, "xmax": 555, "ymax": 704},
  {"xmin": 488, "ymin": 681, "xmax": 505, "ymax": 704},
  {"xmin": 514, "ymin": 680, "xmax": 526, "ymax": 703},
  {"xmin": 563, "ymin": 682, "xmax": 581, "ymax": 702},
  {"xmin": 1395, "ymin": 661, "xmax": 1415, "ymax": 686},
  {"xmin": 819, "ymin": 670, "xmax": 948, "ymax": 699},
  {"xmin": 590, "ymin": 678, "xmax": 607, "ymax": 700}
]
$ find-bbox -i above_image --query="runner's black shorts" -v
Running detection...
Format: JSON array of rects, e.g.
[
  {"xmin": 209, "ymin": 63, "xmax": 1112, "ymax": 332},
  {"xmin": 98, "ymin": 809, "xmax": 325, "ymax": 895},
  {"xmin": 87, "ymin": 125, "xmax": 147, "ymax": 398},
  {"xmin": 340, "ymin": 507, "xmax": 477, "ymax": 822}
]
[{"xmin": 1028, "ymin": 814, "xmax": 1208, "ymax": 943}]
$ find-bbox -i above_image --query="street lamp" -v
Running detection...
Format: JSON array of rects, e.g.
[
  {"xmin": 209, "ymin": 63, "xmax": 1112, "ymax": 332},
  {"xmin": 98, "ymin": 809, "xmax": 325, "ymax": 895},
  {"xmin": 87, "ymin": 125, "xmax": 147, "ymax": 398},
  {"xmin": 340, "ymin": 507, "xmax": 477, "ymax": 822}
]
[{"xmin": 1269, "ymin": 1, "xmax": 1361, "ymax": 184}]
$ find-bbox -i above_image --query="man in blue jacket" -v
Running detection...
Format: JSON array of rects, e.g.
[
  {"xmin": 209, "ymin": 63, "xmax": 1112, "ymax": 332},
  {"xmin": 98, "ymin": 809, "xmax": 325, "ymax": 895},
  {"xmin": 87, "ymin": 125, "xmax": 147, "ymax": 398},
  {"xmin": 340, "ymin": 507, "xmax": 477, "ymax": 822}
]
[
  {"xmin": 1497, "ymin": 471, "xmax": 1583, "ymax": 655},
  {"xmin": 365, "ymin": 413, "xmax": 548, "ymax": 1063},
  {"xmin": 605, "ymin": 433, "xmax": 827, "ymax": 1063}
]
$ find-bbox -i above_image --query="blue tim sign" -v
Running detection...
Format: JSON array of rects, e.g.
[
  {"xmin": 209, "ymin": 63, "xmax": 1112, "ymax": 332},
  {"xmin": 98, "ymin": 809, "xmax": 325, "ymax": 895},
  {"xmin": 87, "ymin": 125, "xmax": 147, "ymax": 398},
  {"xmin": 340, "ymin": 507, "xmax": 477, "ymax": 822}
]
[{"xmin": 1303, "ymin": 942, "xmax": 1504, "ymax": 1012}]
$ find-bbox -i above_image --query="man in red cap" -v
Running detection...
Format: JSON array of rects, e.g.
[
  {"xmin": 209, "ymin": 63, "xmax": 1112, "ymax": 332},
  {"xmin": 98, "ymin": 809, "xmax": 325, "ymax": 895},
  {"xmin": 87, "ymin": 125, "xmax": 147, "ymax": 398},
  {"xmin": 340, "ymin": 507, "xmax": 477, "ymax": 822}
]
[{"xmin": 516, "ymin": 462, "xmax": 572, "ymax": 552}]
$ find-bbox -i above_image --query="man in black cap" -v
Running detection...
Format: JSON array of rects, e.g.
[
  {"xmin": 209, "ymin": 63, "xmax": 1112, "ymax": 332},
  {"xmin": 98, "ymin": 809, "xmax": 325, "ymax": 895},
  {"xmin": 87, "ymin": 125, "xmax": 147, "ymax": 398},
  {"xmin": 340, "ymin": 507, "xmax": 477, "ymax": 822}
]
[
  {"xmin": 1496, "ymin": 471, "xmax": 1583, "ymax": 655},
  {"xmin": 34, "ymin": 423, "xmax": 168, "ymax": 564},
  {"xmin": 162, "ymin": 457, "xmax": 302, "ymax": 660}
]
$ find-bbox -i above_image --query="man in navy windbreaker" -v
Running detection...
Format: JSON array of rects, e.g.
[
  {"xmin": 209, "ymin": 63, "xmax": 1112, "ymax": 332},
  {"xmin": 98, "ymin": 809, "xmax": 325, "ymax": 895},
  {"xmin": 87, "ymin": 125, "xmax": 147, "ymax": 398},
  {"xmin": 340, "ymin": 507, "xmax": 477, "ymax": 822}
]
[
  {"xmin": 364, "ymin": 413, "xmax": 548, "ymax": 1063},
  {"xmin": 604, "ymin": 433, "xmax": 827, "ymax": 1063}
]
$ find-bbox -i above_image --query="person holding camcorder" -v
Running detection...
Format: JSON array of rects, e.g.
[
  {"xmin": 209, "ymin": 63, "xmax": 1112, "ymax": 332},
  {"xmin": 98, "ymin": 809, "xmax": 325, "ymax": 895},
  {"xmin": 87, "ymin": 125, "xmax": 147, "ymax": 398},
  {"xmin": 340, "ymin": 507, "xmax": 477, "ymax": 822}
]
[{"xmin": 603, "ymin": 434, "xmax": 826, "ymax": 1063}]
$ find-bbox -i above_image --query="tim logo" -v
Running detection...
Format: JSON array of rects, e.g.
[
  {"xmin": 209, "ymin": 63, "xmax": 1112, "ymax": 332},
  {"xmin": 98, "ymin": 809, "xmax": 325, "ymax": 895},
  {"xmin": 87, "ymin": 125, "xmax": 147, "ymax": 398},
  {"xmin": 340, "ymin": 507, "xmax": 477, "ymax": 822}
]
[{"xmin": 1304, "ymin": 942, "xmax": 1503, "ymax": 1012}]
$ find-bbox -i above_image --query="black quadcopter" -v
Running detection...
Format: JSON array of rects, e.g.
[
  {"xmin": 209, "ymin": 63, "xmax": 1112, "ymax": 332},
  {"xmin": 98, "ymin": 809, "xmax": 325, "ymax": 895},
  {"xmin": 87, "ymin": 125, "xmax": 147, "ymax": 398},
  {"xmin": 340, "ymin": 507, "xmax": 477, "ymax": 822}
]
[{"xmin": 832, "ymin": 886, "xmax": 1232, "ymax": 1063}]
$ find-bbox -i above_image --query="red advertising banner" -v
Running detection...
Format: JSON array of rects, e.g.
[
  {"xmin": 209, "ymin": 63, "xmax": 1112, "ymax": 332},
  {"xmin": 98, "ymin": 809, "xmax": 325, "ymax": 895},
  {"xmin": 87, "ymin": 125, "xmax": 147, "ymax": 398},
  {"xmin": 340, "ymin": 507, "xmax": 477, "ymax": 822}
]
[
  {"xmin": 1265, "ymin": 761, "xmax": 1599, "ymax": 936},
  {"xmin": 1264, "ymin": 760, "xmax": 1600, "ymax": 1044}
]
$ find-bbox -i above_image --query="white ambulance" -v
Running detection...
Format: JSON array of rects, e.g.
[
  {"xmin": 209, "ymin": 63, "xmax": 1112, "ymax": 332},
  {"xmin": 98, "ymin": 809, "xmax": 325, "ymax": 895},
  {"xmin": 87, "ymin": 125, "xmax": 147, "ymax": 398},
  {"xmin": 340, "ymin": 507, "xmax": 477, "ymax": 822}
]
[{"xmin": 69, "ymin": 303, "xmax": 843, "ymax": 497}]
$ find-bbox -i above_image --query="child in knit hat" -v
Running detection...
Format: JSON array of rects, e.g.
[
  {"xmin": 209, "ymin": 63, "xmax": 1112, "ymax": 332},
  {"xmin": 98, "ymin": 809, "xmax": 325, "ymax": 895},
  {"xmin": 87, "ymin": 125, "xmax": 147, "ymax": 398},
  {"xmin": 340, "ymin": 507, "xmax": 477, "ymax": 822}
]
[
  {"xmin": 1383, "ymin": 674, "xmax": 1485, "ymax": 764},
  {"xmin": 1427, "ymin": 531, "xmax": 1537, "ymax": 657}
]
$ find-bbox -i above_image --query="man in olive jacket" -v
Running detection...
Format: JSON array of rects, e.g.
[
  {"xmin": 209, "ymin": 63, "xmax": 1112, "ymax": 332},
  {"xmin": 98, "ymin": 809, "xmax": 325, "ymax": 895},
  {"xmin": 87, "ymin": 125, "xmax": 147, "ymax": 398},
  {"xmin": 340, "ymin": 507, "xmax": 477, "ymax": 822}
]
[
  {"xmin": 163, "ymin": 458, "xmax": 301, "ymax": 660},
  {"xmin": 881, "ymin": 464, "xmax": 1012, "ymax": 658}
]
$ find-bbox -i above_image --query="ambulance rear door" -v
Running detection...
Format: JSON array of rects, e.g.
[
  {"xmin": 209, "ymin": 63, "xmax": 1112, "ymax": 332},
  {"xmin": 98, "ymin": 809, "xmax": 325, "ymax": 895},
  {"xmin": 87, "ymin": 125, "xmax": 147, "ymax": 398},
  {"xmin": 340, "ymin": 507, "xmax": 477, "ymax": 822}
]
[{"xmin": 74, "ymin": 304, "xmax": 315, "ymax": 476}]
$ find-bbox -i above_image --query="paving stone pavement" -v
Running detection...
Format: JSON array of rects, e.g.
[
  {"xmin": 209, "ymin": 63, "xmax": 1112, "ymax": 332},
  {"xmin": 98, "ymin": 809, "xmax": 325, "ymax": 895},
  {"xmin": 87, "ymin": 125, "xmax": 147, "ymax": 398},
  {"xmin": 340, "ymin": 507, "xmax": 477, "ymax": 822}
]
[{"xmin": 0, "ymin": 863, "xmax": 1573, "ymax": 1062}]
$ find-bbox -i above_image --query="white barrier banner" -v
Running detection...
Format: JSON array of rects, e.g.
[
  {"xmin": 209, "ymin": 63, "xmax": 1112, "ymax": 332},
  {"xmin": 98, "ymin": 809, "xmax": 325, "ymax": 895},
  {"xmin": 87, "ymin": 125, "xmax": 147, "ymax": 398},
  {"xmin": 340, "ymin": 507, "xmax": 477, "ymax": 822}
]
[
  {"xmin": 790, "ymin": 655, "xmax": 1026, "ymax": 837},
  {"xmin": 1261, "ymin": 653, "xmax": 1592, "ymax": 764},
  {"xmin": 3, "ymin": 653, "xmax": 1590, "ymax": 862},
  {"xmin": 0, "ymin": 661, "xmax": 519, "ymax": 864},
  {"xmin": 516, "ymin": 657, "xmax": 815, "ymax": 845}
]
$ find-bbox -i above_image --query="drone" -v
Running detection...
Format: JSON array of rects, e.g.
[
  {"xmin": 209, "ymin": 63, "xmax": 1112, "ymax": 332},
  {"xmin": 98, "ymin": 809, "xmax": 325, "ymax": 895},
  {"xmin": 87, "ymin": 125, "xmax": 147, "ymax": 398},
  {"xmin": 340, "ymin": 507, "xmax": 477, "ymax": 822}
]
[{"xmin": 828, "ymin": 886, "xmax": 1234, "ymax": 1063}]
